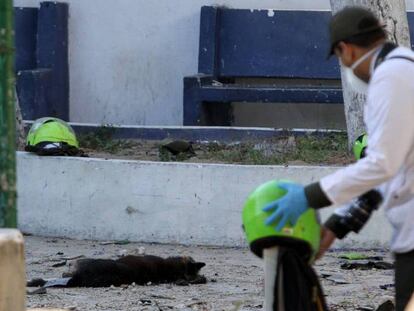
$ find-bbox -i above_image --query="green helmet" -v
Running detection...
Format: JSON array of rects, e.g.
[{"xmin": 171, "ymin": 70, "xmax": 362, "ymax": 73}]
[
  {"xmin": 242, "ymin": 180, "xmax": 321, "ymax": 262},
  {"xmin": 26, "ymin": 117, "xmax": 79, "ymax": 149},
  {"xmin": 353, "ymin": 134, "xmax": 368, "ymax": 160}
]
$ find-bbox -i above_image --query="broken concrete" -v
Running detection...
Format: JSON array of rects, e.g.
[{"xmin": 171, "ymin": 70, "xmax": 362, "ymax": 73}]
[{"xmin": 0, "ymin": 229, "xmax": 26, "ymax": 311}]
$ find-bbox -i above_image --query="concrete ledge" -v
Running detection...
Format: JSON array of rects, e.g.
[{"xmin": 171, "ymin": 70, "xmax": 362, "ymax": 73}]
[{"xmin": 17, "ymin": 152, "xmax": 392, "ymax": 249}]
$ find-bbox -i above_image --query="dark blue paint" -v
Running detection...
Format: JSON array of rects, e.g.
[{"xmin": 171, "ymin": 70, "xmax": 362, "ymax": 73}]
[
  {"xmin": 217, "ymin": 10, "xmax": 340, "ymax": 79},
  {"xmin": 198, "ymin": 6, "xmax": 222, "ymax": 76},
  {"xmin": 14, "ymin": 2, "xmax": 69, "ymax": 121},
  {"xmin": 185, "ymin": 7, "xmax": 345, "ymax": 126},
  {"xmin": 36, "ymin": 1, "xmax": 69, "ymax": 121},
  {"xmin": 16, "ymin": 69, "xmax": 52, "ymax": 120},
  {"xmin": 185, "ymin": 7, "xmax": 346, "ymax": 126},
  {"xmin": 198, "ymin": 85, "xmax": 343, "ymax": 103},
  {"xmin": 14, "ymin": 7, "xmax": 38, "ymax": 72},
  {"xmin": 408, "ymin": 13, "xmax": 414, "ymax": 50}
]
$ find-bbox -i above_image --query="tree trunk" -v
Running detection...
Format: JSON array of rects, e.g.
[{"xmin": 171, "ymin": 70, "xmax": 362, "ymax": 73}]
[
  {"xmin": 330, "ymin": 0, "xmax": 410, "ymax": 149},
  {"xmin": 15, "ymin": 88, "xmax": 26, "ymax": 151}
]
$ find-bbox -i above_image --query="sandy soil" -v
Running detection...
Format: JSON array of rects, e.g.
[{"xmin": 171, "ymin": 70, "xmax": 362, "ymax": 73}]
[{"xmin": 25, "ymin": 236, "xmax": 394, "ymax": 311}]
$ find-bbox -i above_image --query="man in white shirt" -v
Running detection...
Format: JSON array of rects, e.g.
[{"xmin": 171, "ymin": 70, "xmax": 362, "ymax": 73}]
[{"xmin": 263, "ymin": 7, "xmax": 414, "ymax": 311}]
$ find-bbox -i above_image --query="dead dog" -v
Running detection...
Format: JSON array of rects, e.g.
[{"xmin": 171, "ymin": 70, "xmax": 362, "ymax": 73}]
[{"xmin": 27, "ymin": 255, "xmax": 206, "ymax": 288}]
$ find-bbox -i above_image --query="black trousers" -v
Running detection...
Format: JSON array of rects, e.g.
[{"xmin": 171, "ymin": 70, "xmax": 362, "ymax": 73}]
[{"xmin": 395, "ymin": 249, "xmax": 414, "ymax": 311}]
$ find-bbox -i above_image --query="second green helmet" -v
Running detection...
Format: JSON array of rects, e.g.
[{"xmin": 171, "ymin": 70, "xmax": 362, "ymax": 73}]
[
  {"xmin": 242, "ymin": 180, "xmax": 321, "ymax": 262},
  {"xmin": 353, "ymin": 134, "xmax": 368, "ymax": 160}
]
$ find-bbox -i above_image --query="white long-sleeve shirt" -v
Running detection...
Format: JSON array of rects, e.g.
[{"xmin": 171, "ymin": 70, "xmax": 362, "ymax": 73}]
[{"xmin": 320, "ymin": 46, "xmax": 414, "ymax": 253}]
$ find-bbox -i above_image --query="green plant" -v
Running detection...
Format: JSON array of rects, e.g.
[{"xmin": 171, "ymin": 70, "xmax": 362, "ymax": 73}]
[{"xmin": 78, "ymin": 126, "xmax": 131, "ymax": 153}]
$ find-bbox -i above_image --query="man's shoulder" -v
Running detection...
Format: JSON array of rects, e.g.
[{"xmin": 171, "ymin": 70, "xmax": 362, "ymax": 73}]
[
  {"xmin": 374, "ymin": 46, "xmax": 414, "ymax": 79},
  {"xmin": 387, "ymin": 46, "xmax": 414, "ymax": 59}
]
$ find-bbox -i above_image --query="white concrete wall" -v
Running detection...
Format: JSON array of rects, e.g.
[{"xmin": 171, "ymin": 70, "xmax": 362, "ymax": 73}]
[
  {"xmin": 17, "ymin": 152, "xmax": 392, "ymax": 249},
  {"xmin": 13, "ymin": 0, "xmax": 414, "ymax": 125}
]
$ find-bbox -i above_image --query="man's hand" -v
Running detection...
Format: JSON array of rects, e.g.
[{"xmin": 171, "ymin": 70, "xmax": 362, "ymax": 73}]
[
  {"xmin": 263, "ymin": 182, "xmax": 309, "ymax": 231},
  {"xmin": 316, "ymin": 226, "xmax": 337, "ymax": 260}
]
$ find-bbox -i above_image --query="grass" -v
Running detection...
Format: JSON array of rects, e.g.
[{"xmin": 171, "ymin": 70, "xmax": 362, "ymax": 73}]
[
  {"xmin": 295, "ymin": 132, "xmax": 350, "ymax": 164},
  {"xmin": 78, "ymin": 130, "xmax": 353, "ymax": 165},
  {"xmin": 199, "ymin": 133, "xmax": 351, "ymax": 165},
  {"xmin": 78, "ymin": 126, "xmax": 133, "ymax": 154}
]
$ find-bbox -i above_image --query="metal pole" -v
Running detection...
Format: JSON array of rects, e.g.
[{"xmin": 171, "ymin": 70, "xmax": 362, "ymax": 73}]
[{"xmin": 0, "ymin": 0, "xmax": 17, "ymax": 228}]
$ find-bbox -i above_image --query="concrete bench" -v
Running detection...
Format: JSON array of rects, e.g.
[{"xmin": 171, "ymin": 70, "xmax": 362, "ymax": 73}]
[
  {"xmin": 184, "ymin": 8, "xmax": 414, "ymax": 126},
  {"xmin": 183, "ymin": 7, "xmax": 343, "ymax": 126},
  {"xmin": 14, "ymin": 1, "xmax": 69, "ymax": 121}
]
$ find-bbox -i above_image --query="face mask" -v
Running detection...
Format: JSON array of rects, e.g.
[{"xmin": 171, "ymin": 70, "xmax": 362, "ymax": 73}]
[{"xmin": 343, "ymin": 47, "xmax": 380, "ymax": 94}]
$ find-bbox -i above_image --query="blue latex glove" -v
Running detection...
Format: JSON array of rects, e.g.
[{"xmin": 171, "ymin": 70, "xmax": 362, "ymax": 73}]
[{"xmin": 263, "ymin": 182, "xmax": 309, "ymax": 231}]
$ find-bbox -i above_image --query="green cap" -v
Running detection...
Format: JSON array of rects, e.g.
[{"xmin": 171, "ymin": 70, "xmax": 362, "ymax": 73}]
[{"xmin": 328, "ymin": 7, "xmax": 383, "ymax": 57}]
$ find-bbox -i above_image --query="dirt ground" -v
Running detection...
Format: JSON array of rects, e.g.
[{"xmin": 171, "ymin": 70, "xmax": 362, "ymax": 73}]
[
  {"xmin": 80, "ymin": 137, "xmax": 352, "ymax": 166},
  {"xmin": 25, "ymin": 236, "xmax": 394, "ymax": 311},
  {"xmin": 77, "ymin": 128, "xmax": 352, "ymax": 166}
]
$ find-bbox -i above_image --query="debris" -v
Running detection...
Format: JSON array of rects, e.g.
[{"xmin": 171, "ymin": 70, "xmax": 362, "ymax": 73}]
[
  {"xmin": 380, "ymin": 284, "xmax": 395, "ymax": 290},
  {"xmin": 52, "ymin": 261, "xmax": 67, "ymax": 268},
  {"xmin": 44, "ymin": 277, "xmax": 72, "ymax": 287},
  {"xmin": 322, "ymin": 273, "xmax": 349, "ymax": 284},
  {"xmin": 62, "ymin": 255, "xmax": 85, "ymax": 261},
  {"xmin": 27, "ymin": 287, "xmax": 47, "ymax": 295},
  {"xmin": 139, "ymin": 299, "xmax": 152, "ymax": 306},
  {"xmin": 175, "ymin": 275, "xmax": 208, "ymax": 286},
  {"xmin": 339, "ymin": 253, "xmax": 383, "ymax": 261},
  {"xmin": 358, "ymin": 306, "xmax": 374, "ymax": 311},
  {"xmin": 56, "ymin": 251, "xmax": 64, "ymax": 255},
  {"xmin": 341, "ymin": 261, "xmax": 394, "ymax": 270},
  {"xmin": 186, "ymin": 301, "xmax": 208, "ymax": 308},
  {"xmin": 114, "ymin": 240, "xmax": 130, "ymax": 245},
  {"xmin": 99, "ymin": 240, "xmax": 130, "ymax": 245}
]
